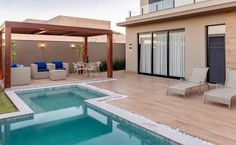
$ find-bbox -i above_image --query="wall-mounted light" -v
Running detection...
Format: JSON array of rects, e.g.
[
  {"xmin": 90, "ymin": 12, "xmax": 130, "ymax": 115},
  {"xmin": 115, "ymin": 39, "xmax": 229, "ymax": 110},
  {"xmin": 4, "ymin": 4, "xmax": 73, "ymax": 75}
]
[
  {"xmin": 39, "ymin": 42, "xmax": 46, "ymax": 49},
  {"xmin": 70, "ymin": 44, "xmax": 75, "ymax": 49},
  {"xmin": 129, "ymin": 43, "xmax": 132, "ymax": 51}
]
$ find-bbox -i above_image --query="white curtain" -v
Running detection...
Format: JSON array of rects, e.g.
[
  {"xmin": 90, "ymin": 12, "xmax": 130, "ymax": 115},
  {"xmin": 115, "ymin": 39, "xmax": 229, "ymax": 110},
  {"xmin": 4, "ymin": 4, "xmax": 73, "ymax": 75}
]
[
  {"xmin": 153, "ymin": 32, "xmax": 167, "ymax": 76},
  {"xmin": 140, "ymin": 34, "xmax": 152, "ymax": 74},
  {"xmin": 169, "ymin": 31, "xmax": 185, "ymax": 77}
]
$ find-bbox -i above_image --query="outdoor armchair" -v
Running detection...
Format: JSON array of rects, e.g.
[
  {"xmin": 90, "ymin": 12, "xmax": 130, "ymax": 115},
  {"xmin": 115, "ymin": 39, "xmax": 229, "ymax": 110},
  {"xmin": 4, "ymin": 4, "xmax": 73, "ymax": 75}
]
[
  {"xmin": 167, "ymin": 67, "xmax": 209, "ymax": 98},
  {"xmin": 11, "ymin": 66, "xmax": 31, "ymax": 86},
  {"xmin": 31, "ymin": 61, "xmax": 53, "ymax": 79},
  {"xmin": 51, "ymin": 61, "xmax": 69, "ymax": 76}
]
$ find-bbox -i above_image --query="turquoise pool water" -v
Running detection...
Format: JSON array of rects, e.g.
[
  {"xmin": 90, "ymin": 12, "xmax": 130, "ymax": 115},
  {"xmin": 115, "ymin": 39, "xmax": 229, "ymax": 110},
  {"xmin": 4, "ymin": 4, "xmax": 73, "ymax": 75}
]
[{"xmin": 0, "ymin": 85, "xmax": 179, "ymax": 145}]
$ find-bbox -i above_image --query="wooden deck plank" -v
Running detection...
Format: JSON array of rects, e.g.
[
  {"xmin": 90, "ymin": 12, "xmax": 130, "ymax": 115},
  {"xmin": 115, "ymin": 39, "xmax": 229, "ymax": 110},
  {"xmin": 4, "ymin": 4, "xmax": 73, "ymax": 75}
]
[{"xmin": 91, "ymin": 71, "xmax": 236, "ymax": 145}]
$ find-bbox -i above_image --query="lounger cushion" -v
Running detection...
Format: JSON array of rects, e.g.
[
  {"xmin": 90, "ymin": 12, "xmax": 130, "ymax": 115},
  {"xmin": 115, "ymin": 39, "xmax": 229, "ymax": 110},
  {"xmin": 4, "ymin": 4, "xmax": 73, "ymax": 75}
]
[
  {"xmin": 168, "ymin": 82, "xmax": 200, "ymax": 95},
  {"xmin": 52, "ymin": 61, "xmax": 63, "ymax": 69},
  {"xmin": 35, "ymin": 61, "xmax": 47, "ymax": 70},
  {"xmin": 204, "ymin": 88, "xmax": 236, "ymax": 105}
]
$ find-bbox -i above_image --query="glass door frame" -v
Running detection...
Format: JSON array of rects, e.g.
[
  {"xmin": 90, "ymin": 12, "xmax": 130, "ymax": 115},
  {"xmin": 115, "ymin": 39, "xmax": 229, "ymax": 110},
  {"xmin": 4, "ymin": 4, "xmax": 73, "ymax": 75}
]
[
  {"xmin": 206, "ymin": 24, "xmax": 226, "ymax": 84},
  {"xmin": 138, "ymin": 28, "xmax": 185, "ymax": 79}
]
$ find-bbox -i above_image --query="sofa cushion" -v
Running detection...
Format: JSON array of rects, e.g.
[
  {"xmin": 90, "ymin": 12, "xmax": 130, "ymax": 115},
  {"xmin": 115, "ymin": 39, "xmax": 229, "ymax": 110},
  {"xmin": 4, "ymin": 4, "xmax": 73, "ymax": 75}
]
[
  {"xmin": 11, "ymin": 64, "xmax": 22, "ymax": 68},
  {"xmin": 52, "ymin": 61, "xmax": 63, "ymax": 69},
  {"xmin": 38, "ymin": 69, "xmax": 49, "ymax": 72},
  {"xmin": 11, "ymin": 64, "xmax": 18, "ymax": 68},
  {"xmin": 35, "ymin": 61, "xmax": 47, "ymax": 70}
]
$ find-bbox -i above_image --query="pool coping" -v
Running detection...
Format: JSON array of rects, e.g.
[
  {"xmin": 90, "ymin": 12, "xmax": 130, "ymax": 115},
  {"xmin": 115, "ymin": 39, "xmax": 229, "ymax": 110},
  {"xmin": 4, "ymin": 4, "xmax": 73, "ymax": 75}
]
[
  {"xmin": 1, "ymin": 79, "xmax": 117, "ymax": 123},
  {"xmin": 3, "ymin": 80, "xmax": 214, "ymax": 145}
]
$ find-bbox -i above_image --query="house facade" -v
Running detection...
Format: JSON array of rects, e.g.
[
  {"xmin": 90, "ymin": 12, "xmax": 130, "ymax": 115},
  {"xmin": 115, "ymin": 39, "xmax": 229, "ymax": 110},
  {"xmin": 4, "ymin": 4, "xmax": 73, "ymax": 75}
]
[{"xmin": 118, "ymin": 0, "xmax": 236, "ymax": 84}]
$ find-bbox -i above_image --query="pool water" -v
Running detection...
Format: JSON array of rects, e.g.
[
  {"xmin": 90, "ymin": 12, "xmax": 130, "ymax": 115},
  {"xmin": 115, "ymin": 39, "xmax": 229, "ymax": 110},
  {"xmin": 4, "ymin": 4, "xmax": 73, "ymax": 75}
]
[
  {"xmin": 16, "ymin": 86, "xmax": 105, "ymax": 113},
  {"xmin": 0, "ymin": 86, "xmax": 179, "ymax": 145}
]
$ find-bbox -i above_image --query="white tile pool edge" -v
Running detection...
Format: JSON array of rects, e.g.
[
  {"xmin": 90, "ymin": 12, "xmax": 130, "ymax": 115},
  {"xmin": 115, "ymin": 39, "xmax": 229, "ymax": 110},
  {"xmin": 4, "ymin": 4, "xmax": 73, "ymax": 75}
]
[{"xmin": 3, "ymin": 80, "xmax": 214, "ymax": 145}]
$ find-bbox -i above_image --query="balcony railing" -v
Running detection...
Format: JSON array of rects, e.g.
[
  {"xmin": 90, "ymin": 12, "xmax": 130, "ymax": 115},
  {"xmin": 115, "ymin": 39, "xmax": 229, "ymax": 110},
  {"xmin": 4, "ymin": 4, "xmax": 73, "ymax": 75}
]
[{"xmin": 129, "ymin": 0, "xmax": 208, "ymax": 18}]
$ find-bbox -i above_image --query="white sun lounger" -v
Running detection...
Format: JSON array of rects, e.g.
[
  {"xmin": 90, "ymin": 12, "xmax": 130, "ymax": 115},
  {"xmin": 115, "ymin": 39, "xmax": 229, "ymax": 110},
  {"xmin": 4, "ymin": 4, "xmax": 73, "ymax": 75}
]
[
  {"xmin": 204, "ymin": 69, "xmax": 236, "ymax": 109},
  {"xmin": 167, "ymin": 68, "xmax": 209, "ymax": 98}
]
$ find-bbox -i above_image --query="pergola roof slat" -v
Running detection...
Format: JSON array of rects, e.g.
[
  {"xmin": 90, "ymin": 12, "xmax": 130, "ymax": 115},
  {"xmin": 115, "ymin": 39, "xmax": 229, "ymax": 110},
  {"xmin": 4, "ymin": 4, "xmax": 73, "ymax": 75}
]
[{"xmin": 5, "ymin": 21, "xmax": 112, "ymax": 37}]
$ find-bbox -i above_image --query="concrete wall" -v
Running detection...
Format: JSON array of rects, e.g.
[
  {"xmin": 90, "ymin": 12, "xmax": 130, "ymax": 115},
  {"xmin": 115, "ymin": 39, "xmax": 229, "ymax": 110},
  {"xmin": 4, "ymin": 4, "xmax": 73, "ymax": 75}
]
[
  {"xmin": 125, "ymin": 11, "xmax": 236, "ymax": 79},
  {"xmin": 14, "ymin": 40, "xmax": 125, "ymax": 73}
]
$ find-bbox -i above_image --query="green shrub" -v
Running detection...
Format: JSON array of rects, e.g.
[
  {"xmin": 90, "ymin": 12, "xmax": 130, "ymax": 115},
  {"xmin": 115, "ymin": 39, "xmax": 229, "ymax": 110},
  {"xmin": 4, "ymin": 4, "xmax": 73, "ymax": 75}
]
[
  {"xmin": 99, "ymin": 60, "xmax": 107, "ymax": 72},
  {"xmin": 99, "ymin": 58, "xmax": 125, "ymax": 72}
]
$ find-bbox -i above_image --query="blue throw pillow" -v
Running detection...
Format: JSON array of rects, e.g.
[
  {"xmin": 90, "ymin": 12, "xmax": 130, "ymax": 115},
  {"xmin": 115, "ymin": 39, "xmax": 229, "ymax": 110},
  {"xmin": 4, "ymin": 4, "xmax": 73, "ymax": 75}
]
[
  {"xmin": 11, "ymin": 64, "xmax": 17, "ymax": 68},
  {"xmin": 35, "ymin": 61, "xmax": 47, "ymax": 70},
  {"xmin": 52, "ymin": 61, "xmax": 63, "ymax": 69},
  {"xmin": 11, "ymin": 64, "xmax": 22, "ymax": 68}
]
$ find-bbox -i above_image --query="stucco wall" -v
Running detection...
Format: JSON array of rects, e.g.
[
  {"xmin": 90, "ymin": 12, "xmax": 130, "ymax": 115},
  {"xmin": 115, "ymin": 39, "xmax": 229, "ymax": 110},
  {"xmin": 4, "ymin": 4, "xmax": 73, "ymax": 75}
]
[
  {"xmin": 125, "ymin": 12, "xmax": 234, "ymax": 79},
  {"xmin": 140, "ymin": 0, "xmax": 149, "ymax": 6},
  {"xmin": 14, "ymin": 40, "xmax": 125, "ymax": 73},
  {"xmin": 226, "ymin": 10, "xmax": 236, "ymax": 69}
]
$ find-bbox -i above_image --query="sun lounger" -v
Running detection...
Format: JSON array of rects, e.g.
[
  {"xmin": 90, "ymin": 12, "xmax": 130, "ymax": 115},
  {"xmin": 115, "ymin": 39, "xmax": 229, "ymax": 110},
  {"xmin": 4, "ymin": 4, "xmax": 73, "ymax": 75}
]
[
  {"xmin": 204, "ymin": 69, "xmax": 236, "ymax": 109},
  {"xmin": 167, "ymin": 68, "xmax": 209, "ymax": 98}
]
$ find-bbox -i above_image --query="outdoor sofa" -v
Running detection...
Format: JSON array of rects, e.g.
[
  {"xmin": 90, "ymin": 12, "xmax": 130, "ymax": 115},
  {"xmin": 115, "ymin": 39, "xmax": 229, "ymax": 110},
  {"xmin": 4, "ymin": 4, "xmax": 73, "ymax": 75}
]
[{"xmin": 11, "ymin": 65, "xmax": 31, "ymax": 86}]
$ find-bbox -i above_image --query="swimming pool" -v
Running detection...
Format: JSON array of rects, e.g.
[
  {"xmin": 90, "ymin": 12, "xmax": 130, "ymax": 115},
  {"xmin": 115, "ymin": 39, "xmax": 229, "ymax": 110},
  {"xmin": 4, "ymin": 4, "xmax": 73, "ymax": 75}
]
[{"xmin": 0, "ymin": 85, "xmax": 179, "ymax": 145}]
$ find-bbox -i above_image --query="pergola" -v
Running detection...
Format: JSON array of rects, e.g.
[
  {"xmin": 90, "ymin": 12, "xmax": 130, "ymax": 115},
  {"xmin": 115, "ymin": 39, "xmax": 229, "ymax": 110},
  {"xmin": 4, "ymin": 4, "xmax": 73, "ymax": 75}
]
[{"xmin": 0, "ymin": 21, "xmax": 113, "ymax": 89}]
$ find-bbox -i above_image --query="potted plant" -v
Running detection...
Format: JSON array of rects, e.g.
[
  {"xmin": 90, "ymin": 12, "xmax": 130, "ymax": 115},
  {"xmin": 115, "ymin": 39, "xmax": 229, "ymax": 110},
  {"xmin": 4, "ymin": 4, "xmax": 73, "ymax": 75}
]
[{"xmin": 11, "ymin": 41, "xmax": 17, "ymax": 64}]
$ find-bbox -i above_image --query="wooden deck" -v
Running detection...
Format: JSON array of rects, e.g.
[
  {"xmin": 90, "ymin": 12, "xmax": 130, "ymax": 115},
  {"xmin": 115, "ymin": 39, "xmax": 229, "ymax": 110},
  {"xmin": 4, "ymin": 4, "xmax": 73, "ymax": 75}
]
[
  {"xmin": 12, "ymin": 71, "xmax": 236, "ymax": 145},
  {"xmin": 90, "ymin": 71, "xmax": 236, "ymax": 145}
]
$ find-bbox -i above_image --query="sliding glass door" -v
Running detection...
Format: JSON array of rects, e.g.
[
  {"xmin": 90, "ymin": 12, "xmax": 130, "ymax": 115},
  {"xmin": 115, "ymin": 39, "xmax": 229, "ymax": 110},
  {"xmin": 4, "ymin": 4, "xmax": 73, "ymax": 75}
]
[
  {"xmin": 138, "ymin": 29, "xmax": 185, "ymax": 78},
  {"xmin": 139, "ymin": 33, "xmax": 152, "ymax": 74},
  {"xmin": 169, "ymin": 30, "xmax": 185, "ymax": 77},
  {"xmin": 153, "ymin": 32, "xmax": 168, "ymax": 76}
]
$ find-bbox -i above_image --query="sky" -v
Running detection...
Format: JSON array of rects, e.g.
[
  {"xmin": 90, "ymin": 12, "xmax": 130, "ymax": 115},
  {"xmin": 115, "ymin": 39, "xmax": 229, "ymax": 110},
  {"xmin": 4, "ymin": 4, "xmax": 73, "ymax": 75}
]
[{"xmin": 0, "ymin": 0, "xmax": 139, "ymax": 34}]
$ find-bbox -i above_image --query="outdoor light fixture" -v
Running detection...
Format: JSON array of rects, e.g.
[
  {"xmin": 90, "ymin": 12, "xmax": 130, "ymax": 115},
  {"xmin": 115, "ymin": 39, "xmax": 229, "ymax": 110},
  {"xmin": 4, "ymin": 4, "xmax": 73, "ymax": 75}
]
[
  {"xmin": 129, "ymin": 43, "xmax": 132, "ymax": 51},
  {"xmin": 70, "ymin": 44, "xmax": 75, "ymax": 49},
  {"xmin": 39, "ymin": 42, "xmax": 46, "ymax": 49}
]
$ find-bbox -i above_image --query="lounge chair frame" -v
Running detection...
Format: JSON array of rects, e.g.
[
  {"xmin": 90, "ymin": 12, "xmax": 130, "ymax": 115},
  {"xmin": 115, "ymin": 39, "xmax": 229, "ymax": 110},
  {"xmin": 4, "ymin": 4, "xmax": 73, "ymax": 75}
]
[{"xmin": 167, "ymin": 67, "xmax": 209, "ymax": 98}]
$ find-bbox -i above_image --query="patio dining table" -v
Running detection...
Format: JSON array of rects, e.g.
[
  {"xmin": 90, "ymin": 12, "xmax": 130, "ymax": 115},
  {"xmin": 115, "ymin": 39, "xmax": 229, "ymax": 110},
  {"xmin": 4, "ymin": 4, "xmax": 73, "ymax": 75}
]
[{"xmin": 76, "ymin": 62, "xmax": 97, "ymax": 77}]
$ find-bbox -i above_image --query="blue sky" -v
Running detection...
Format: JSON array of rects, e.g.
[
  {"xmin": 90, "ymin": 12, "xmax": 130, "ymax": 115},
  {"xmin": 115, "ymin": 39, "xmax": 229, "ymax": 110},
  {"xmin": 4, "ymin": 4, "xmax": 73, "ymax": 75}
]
[{"xmin": 0, "ymin": 0, "xmax": 139, "ymax": 33}]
